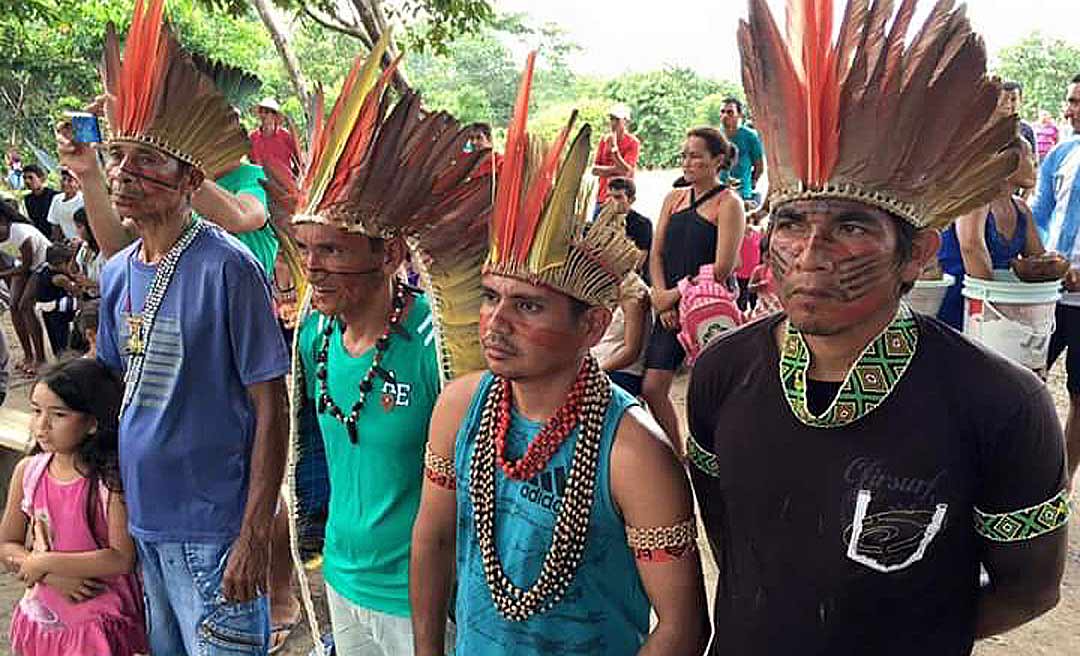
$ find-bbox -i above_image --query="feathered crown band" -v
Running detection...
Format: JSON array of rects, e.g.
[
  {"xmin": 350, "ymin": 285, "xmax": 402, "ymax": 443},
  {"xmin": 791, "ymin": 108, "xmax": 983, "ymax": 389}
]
[
  {"xmin": 740, "ymin": 0, "xmax": 1020, "ymax": 231},
  {"xmin": 102, "ymin": 0, "xmax": 249, "ymax": 179},
  {"xmin": 484, "ymin": 53, "xmax": 640, "ymax": 308}
]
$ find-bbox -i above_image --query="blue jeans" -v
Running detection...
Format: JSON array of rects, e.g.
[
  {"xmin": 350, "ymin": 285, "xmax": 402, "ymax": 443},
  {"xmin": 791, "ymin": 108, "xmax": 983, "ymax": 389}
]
[{"xmin": 136, "ymin": 539, "xmax": 270, "ymax": 655}]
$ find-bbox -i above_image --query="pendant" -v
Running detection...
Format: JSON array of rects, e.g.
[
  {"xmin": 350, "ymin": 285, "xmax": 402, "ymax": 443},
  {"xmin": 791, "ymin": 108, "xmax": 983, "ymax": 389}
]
[
  {"xmin": 126, "ymin": 314, "xmax": 145, "ymax": 355},
  {"xmin": 346, "ymin": 421, "xmax": 359, "ymax": 444}
]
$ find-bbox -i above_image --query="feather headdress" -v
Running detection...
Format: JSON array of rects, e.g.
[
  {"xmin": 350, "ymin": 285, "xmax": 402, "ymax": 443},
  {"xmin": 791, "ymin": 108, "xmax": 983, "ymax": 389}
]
[
  {"xmin": 740, "ymin": 0, "xmax": 1020, "ymax": 231},
  {"xmin": 484, "ymin": 53, "xmax": 641, "ymax": 308},
  {"xmin": 101, "ymin": 0, "xmax": 249, "ymax": 179},
  {"xmin": 288, "ymin": 32, "xmax": 490, "ymax": 242}
]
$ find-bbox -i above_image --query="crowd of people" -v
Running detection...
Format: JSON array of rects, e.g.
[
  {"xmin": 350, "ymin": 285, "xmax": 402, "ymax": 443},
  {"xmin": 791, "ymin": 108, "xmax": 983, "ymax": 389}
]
[{"xmin": 0, "ymin": 0, "xmax": 1075, "ymax": 655}]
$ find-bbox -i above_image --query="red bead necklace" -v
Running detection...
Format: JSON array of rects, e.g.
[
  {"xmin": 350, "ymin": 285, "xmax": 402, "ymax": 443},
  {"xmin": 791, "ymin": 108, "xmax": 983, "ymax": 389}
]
[{"xmin": 493, "ymin": 359, "xmax": 591, "ymax": 481}]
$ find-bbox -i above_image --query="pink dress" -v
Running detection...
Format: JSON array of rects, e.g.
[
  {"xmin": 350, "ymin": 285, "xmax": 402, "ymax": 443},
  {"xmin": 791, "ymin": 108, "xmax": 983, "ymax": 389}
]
[{"xmin": 9, "ymin": 454, "xmax": 147, "ymax": 656}]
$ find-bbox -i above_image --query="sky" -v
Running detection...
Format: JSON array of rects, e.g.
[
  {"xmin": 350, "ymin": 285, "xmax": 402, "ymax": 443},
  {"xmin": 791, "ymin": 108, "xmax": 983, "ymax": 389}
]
[{"xmin": 494, "ymin": 0, "xmax": 1080, "ymax": 82}]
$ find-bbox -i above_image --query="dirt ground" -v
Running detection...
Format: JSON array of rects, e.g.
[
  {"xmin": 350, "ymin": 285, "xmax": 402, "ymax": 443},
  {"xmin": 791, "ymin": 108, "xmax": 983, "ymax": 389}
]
[{"xmin": 0, "ymin": 303, "xmax": 1079, "ymax": 654}]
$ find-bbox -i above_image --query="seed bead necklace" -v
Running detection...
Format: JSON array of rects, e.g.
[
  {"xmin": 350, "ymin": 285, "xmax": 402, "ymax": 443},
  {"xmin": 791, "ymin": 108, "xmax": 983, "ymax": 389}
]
[
  {"xmin": 470, "ymin": 355, "xmax": 611, "ymax": 621},
  {"xmin": 315, "ymin": 282, "xmax": 409, "ymax": 444},
  {"xmin": 121, "ymin": 217, "xmax": 205, "ymax": 411}
]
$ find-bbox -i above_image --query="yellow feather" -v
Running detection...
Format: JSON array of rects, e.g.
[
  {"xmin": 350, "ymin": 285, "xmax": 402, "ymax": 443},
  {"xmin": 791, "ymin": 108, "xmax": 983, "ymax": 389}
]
[
  {"xmin": 528, "ymin": 125, "xmax": 591, "ymax": 275},
  {"xmin": 305, "ymin": 31, "xmax": 393, "ymax": 213}
]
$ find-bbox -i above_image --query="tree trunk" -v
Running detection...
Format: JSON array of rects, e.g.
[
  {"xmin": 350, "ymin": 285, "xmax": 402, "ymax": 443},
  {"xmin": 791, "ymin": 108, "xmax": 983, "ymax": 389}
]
[
  {"xmin": 252, "ymin": 0, "xmax": 312, "ymax": 119},
  {"xmin": 349, "ymin": 0, "xmax": 410, "ymax": 93}
]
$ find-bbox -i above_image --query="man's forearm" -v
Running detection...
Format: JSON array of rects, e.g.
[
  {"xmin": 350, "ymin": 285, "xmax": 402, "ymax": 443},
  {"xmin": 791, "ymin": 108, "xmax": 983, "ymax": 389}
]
[
  {"xmin": 239, "ymin": 379, "xmax": 288, "ymax": 539},
  {"xmin": 192, "ymin": 183, "xmax": 265, "ymax": 234},
  {"xmin": 410, "ymin": 540, "xmax": 455, "ymax": 655},
  {"xmin": 638, "ymin": 618, "xmax": 709, "ymax": 655},
  {"xmin": 975, "ymin": 585, "xmax": 1059, "ymax": 638},
  {"xmin": 80, "ymin": 166, "xmax": 134, "ymax": 258}
]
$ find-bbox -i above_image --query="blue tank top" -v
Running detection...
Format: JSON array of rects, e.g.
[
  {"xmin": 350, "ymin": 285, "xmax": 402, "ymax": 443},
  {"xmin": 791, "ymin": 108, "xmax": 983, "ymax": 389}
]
[
  {"xmin": 936, "ymin": 200, "xmax": 1029, "ymax": 329},
  {"xmin": 453, "ymin": 373, "xmax": 649, "ymax": 655}
]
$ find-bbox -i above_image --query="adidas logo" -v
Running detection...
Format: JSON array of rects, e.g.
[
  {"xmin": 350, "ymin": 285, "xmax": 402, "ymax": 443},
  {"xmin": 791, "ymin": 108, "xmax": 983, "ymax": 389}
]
[{"xmin": 518, "ymin": 465, "xmax": 567, "ymax": 514}]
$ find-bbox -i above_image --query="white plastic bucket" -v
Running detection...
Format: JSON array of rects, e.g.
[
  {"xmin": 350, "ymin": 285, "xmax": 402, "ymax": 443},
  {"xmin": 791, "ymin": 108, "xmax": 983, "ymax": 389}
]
[
  {"xmin": 962, "ymin": 271, "xmax": 1061, "ymax": 373},
  {"xmin": 906, "ymin": 274, "xmax": 955, "ymax": 317}
]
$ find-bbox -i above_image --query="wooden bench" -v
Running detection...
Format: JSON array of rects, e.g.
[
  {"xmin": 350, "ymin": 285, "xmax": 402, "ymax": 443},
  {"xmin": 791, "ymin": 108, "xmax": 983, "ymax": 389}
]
[{"xmin": 0, "ymin": 408, "xmax": 32, "ymax": 508}]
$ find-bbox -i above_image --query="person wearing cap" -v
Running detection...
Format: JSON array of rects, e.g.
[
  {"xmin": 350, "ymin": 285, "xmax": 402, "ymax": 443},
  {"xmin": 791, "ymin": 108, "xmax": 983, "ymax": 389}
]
[
  {"xmin": 250, "ymin": 97, "xmax": 300, "ymax": 178},
  {"xmin": 689, "ymin": 1, "xmax": 1068, "ymax": 653},
  {"xmin": 591, "ymin": 102, "xmax": 641, "ymax": 209}
]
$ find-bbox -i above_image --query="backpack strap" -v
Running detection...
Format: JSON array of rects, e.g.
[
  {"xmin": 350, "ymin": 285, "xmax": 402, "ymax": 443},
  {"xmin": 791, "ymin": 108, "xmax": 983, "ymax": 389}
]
[{"xmin": 19, "ymin": 453, "xmax": 52, "ymax": 517}]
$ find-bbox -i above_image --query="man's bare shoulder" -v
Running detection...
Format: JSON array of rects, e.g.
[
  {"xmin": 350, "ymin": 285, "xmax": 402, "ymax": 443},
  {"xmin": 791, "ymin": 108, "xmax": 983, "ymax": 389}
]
[
  {"xmin": 612, "ymin": 404, "xmax": 679, "ymax": 472},
  {"xmin": 435, "ymin": 371, "xmax": 487, "ymax": 420}
]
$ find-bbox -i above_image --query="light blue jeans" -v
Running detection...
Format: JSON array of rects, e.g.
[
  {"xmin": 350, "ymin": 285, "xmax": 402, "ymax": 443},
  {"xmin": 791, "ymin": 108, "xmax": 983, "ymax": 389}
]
[{"xmin": 135, "ymin": 539, "xmax": 270, "ymax": 655}]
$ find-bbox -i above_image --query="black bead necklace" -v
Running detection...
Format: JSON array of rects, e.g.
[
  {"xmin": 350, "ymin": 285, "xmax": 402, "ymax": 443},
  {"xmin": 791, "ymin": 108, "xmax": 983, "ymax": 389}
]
[{"xmin": 315, "ymin": 282, "xmax": 408, "ymax": 444}]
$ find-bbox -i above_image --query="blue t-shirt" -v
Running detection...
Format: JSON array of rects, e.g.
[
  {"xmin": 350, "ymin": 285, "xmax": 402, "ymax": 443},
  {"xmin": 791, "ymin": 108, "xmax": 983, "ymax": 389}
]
[
  {"xmin": 97, "ymin": 224, "xmax": 290, "ymax": 542},
  {"xmin": 722, "ymin": 125, "xmax": 764, "ymax": 200}
]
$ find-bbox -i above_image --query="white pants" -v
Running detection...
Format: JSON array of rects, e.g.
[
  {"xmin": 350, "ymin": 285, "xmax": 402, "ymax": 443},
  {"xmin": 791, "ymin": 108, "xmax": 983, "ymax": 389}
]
[{"xmin": 326, "ymin": 582, "xmax": 454, "ymax": 656}]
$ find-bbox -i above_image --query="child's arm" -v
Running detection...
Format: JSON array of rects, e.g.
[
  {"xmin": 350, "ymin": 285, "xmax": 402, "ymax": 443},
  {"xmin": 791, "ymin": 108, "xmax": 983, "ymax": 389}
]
[
  {"xmin": 0, "ymin": 458, "xmax": 31, "ymax": 571},
  {"xmin": 18, "ymin": 491, "xmax": 136, "ymax": 583}
]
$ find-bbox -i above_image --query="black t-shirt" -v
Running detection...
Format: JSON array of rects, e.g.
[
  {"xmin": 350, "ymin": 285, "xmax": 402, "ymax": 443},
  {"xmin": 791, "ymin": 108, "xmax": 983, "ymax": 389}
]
[
  {"xmin": 687, "ymin": 312, "xmax": 1066, "ymax": 656},
  {"xmin": 24, "ymin": 188, "xmax": 58, "ymax": 236},
  {"xmin": 625, "ymin": 209, "xmax": 653, "ymax": 282}
]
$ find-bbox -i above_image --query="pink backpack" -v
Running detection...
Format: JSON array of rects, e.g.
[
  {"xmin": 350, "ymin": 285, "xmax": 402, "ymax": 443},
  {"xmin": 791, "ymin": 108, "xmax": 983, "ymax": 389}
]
[
  {"xmin": 21, "ymin": 453, "xmax": 110, "ymax": 519},
  {"xmin": 677, "ymin": 264, "xmax": 744, "ymax": 366}
]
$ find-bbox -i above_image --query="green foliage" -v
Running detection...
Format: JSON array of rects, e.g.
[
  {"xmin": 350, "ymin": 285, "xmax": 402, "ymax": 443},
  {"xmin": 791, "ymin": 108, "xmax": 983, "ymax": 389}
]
[
  {"xmin": 996, "ymin": 33, "xmax": 1080, "ymax": 121},
  {"xmin": 605, "ymin": 67, "xmax": 729, "ymax": 168}
]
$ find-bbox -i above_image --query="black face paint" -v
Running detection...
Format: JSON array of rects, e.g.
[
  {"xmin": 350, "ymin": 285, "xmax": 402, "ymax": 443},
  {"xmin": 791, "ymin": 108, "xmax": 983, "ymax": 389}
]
[{"xmin": 115, "ymin": 164, "xmax": 184, "ymax": 191}]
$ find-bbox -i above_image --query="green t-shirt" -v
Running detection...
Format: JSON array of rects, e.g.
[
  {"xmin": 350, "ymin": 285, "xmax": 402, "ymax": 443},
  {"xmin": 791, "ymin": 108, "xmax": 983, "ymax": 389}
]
[
  {"xmin": 298, "ymin": 294, "xmax": 441, "ymax": 616},
  {"xmin": 721, "ymin": 125, "xmax": 764, "ymax": 200},
  {"xmin": 206, "ymin": 163, "xmax": 280, "ymax": 275}
]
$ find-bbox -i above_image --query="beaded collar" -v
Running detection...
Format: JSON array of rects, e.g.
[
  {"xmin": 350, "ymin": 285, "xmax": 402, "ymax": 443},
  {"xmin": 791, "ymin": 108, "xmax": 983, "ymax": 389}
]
[
  {"xmin": 779, "ymin": 304, "xmax": 918, "ymax": 428},
  {"xmin": 121, "ymin": 218, "xmax": 205, "ymax": 411}
]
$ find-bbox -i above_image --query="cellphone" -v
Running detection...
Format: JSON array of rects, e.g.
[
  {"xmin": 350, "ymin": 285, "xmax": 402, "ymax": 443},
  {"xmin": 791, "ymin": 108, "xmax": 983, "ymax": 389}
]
[{"xmin": 67, "ymin": 112, "xmax": 102, "ymax": 144}]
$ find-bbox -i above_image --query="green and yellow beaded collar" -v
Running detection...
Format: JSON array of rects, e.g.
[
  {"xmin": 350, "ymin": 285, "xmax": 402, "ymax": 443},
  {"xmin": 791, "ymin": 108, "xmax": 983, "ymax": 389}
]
[{"xmin": 780, "ymin": 305, "xmax": 919, "ymax": 428}]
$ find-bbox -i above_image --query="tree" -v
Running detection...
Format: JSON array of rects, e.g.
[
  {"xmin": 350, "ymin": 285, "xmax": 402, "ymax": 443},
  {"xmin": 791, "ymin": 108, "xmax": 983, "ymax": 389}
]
[
  {"xmin": 996, "ymin": 33, "xmax": 1080, "ymax": 121},
  {"xmin": 606, "ymin": 67, "xmax": 728, "ymax": 168}
]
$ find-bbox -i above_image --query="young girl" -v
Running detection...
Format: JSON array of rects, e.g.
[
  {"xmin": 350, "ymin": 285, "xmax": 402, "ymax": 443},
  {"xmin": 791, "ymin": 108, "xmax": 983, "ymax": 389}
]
[{"xmin": 0, "ymin": 359, "xmax": 146, "ymax": 655}]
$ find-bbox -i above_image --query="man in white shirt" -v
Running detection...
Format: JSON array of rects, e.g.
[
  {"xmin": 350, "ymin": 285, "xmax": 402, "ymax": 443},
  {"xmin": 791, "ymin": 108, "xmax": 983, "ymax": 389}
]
[
  {"xmin": 1034, "ymin": 72, "xmax": 1080, "ymax": 484},
  {"xmin": 46, "ymin": 169, "xmax": 84, "ymax": 241}
]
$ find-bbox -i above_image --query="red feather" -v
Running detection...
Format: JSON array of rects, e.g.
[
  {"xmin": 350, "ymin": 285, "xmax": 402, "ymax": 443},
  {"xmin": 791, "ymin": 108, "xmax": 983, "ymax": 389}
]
[{"xmin": 492, "ymin": 51, "xmax": 536, "ymax": 266}]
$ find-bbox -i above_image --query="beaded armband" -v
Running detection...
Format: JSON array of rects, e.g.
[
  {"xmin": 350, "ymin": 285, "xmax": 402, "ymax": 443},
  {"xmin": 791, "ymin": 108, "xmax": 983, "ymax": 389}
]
[
  {"xmin": 626, "ymin": 518, "xmax": 699, "ymax": 563},
  {"xmin": 974, "ymin": 489, "xmax": 1071, "ymax": 543},
  {"xmin": 424, "ymin": 443, "xmax": 457, "ymax": 491}
]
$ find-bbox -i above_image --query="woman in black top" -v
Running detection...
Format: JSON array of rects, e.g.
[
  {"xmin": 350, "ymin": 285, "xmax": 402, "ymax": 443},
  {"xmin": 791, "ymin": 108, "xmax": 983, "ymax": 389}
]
[{"xmin": 643, "ymin": 127, "xmax": 745, "ymax": 457}]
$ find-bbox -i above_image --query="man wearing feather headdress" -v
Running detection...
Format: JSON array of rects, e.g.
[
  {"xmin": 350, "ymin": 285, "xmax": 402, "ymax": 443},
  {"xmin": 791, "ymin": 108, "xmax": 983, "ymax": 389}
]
[
  {"xmin": 85, "ymin": 0, "xmax": 292, "ymax": 653},
  {"xmin": 687, "ymin": 1, "xmax": 1068, "ymax": 653},
  {"xmin": 409, "ymin": 53, "xmax": 709, "ymax": 656},
  {"xmin": 278, "ymin": 33, "xmax": 492, "ymax": 655}
]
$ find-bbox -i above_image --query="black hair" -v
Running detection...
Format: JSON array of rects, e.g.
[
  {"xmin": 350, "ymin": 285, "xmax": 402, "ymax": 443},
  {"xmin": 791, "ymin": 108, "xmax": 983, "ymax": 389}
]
[
  {"xmin": 687, "ymin": 126, "xmax": 737, "ymax": 168},
  {"xmin": 0, "ymin": 199, "xmax": 27, "ymax": 225},
  {"xmin": 1002, "ymin": 80, "xmax": 1022, "ymax": 95},
  {"xmin": 72, "ymin": 208, "xmax": 99, "ymax": 254},
  {"xmin": 46, "ymin": 244, "xmax": 74, "ymax": 266},
  {"xmin": 30, "ymin": 360, "xmax": 124, "ymax": 548},
  {"xmin": 465, "ymin": 122, "xmax": 493, "ymax": 140},
  {"xmin": 75, "ymin": 301, "xmax": 99, "ymax": 337},
  {"xmin": 22, "ymin": 164, "xmax": 45, "ymax": 179},
  {"xmin": 608, "ymin": 176, "xmax": 637, "ymax": 199},
  {"xmin": 568, "ymin": 296, "xmax": 591, "ymax": 320},
  {"xmin": 1072, "ymin": 73, "xmax": 1080, "ymax": 85},
  {"xmin": 723, "ymin": 97, "xmax": 744, "ymax": 114}
]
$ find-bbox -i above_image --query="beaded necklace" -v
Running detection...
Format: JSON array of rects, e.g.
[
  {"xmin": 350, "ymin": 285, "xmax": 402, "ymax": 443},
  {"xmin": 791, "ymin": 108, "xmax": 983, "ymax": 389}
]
[
  {"xmin": 470, "ymin": 355, "xmax": 611, "ymax": 621},
  {"xmin": 779, "ymin": 304, "xmax": 918, "ymax": 428},
  {"xmin": 121, "ymin": 217, "xmax": 205, "ymax": 411},
  {"xmin": 314, "ymin": 282, "xmax": 409, "ymax": 444}
]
